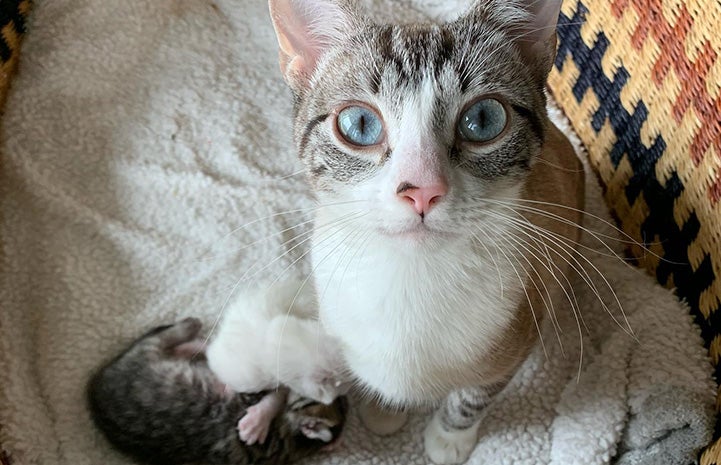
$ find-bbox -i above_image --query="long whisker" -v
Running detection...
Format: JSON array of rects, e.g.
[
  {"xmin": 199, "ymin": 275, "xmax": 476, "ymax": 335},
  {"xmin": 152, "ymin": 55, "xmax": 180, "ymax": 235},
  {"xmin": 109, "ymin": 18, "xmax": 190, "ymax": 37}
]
[
  {"xmin": 498, "ymin": 230, "xmax": 564, "ymax": 341},
  {"xmin": 515, "ymin": 230, "xmax": 588, "ymax": 380},
  {"xmin": 311, "ymin": 227, "xmax": 371, "ymax": 358},
  {"xmin": 491, "ymin": 197, "xmax": 683, "ymax": 265},
  {"xmin": 198, "ymin": 199, "xmax": 367, "ymax": 257},
  {"xmin": 471, "ymin": 230, "xmax": 505, "ymax": 299},
  {"xmin": 464, "ymin": 202, "xmax": 634, "ymax": 265},
  {"xmin": 318, "ymin": 227, "xmax": 370, "ymax": 309},
  {"xmin": 486, "ymin": 207, "xmax": 634, "ymax": 338},
  {"xmin": 201, "ymin": 211, "xmax": 367, "ymax": 345},
  {"xmin": 491, "ymin": 227, "xmax": 565, "ymax": 356},
  {"xmin": 188, "ymin": 216, "xmax": 317, "ymax": 265},
  {"xmin": 248, "ymin": 211, "xmax": 368, "ymax": 289},
  {"xmin": 473, "ymin": 226, "xmax": 548, "ymax": 359},
  {"xmin": 486, "ymin": 214, "xmax": 590, "ymax": 377},
  {"xmin": 259, "ymin": 168, "xmax": 306, "ymax": 182},
  {"xmin": 274, "ymin": 217, "xmax": 367, "ymax": 390},
  {"xmin": 475, "ymin": 208, "xmax": 636, "ymax": 268}
]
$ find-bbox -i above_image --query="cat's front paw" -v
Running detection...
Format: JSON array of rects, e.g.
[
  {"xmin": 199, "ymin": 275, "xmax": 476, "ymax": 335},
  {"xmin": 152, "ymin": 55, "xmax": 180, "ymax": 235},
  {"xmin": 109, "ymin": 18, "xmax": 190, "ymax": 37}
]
[
  {"xmin": 237, "ymin": 405, "xmax": 272, "ymax": 445},
  {"xmin": 423, "ymin": 411, "xmax": 480, "ymax": 465}
]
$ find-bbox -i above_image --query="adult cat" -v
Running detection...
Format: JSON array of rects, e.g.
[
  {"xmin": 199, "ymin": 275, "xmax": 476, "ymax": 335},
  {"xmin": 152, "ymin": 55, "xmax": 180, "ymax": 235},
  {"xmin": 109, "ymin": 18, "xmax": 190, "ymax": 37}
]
[{"xmin": 268, "ymin": 0, "xmax": 584, "ymax": 463}]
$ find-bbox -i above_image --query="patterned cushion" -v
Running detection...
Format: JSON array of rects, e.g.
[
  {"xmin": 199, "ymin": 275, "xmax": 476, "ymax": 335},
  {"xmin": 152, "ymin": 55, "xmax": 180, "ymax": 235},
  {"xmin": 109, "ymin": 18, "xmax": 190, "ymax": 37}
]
[
  {"xmin": 0, "ymin": 0, "xmax": 719, "ymax": 462},
  {"xmin": 548, "ymin": 0, "xmax": 721, "ymax": 462}
]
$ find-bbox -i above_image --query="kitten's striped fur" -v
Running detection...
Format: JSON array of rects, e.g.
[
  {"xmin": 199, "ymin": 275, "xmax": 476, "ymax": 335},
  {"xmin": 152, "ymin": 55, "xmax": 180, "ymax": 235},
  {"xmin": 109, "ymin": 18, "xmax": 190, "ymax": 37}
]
[{"xmin": 87, "ymin": 318, "xmax": 347, "ymax": 465}]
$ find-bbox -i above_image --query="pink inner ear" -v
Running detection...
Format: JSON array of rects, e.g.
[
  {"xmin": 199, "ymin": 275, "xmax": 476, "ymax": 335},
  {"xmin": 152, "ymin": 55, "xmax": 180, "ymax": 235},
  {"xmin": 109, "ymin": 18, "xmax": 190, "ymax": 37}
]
[
  {"xmin": 524, "ymin": 0, "xmax": 562, "ymax": 42},
  {"xmin": 269, "ymin": 0, "xmax": 354, "ymax": 85}
]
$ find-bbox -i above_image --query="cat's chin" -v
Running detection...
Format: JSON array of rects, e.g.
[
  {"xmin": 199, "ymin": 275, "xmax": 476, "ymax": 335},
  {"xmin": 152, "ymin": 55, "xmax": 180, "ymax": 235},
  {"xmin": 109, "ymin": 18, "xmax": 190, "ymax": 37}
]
[{"xmin": 376, "ymin": 223, "xmax": 455, "ymax": 243}]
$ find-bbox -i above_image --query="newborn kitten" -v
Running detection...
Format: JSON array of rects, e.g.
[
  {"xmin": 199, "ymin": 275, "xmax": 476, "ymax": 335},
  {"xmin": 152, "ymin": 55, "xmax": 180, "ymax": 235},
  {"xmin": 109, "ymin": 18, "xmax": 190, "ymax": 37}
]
[
  {"xmin": 87, "ymin": 317, "xmax": 347, "ymax": 465},
  {"xmin": 268, "ymin": 0, "xmax": 584, "ymax": 463},
  {"xmin": 206, "ymin": 278, "xmax": 350, "ymax": 405}
]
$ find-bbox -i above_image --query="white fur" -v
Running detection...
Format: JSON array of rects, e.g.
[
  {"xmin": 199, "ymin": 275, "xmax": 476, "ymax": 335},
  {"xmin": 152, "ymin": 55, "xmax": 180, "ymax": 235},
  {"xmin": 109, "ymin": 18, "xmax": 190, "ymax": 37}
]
[
  {"xmin": 205, "ymin": 278, "xmax": 348, "ymax": 404},
  {"xmin": 311, "ymin": 72, "xmax": 528, "ymax": 406},
  {"xmin": 313, "ymin": 222, "xmax": 522, "ymax": 405}
]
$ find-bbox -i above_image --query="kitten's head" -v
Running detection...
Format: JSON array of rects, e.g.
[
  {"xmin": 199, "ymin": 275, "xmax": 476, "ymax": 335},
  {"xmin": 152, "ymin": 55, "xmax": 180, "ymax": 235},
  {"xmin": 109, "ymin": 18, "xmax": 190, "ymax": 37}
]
[
  {"xmin": 282, "ymin": 394, "xmax": 348, "ymax": 453},
  {"xmin": 269, "ymin": 0, "xmax": 562, "ymax": 245}
]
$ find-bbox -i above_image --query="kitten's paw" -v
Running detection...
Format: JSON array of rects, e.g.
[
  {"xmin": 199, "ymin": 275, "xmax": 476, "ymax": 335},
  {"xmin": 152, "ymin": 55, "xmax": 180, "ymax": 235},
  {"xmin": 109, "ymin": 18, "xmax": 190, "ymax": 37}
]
[
  {"xmin": 237, "ymin": 405, "xmax": 271, "ymax": 445},
  {"xmin": 298, "ymin": 418, "xmax": 334, "ymax": 443},
  {"xmin": 358, "ymin": 401, "xmax": 407, "ymax": 436},
  {"xmin": 423, "ymin": 411, "xmax": 480, "ymax": 465}
]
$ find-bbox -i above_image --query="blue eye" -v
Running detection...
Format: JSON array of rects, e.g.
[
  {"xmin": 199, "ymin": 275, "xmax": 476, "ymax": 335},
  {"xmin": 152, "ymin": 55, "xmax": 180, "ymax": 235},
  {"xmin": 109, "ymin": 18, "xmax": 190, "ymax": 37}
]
[
  {"xmin": 458, "ymin": 98, "xmax": 507, "ymax": 143},
  {"xmin": 336, "ymin": 106, "xmax": 384, "ymax": 146}
]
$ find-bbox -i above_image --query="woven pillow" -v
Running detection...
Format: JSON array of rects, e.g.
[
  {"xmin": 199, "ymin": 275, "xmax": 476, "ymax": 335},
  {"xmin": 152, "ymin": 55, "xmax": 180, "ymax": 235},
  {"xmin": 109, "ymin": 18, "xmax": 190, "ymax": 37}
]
[
  {"xmin": 0, "ymin": 0, "xmax": 718, "ymax": 463},
  {"xmin": 547, "ymin": 0, "xmax": 721, "ymax": 463}
]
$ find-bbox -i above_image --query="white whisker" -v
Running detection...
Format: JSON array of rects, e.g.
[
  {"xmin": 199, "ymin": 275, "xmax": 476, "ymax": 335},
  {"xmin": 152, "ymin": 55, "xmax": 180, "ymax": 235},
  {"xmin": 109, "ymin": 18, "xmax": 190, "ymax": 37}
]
[
  {"xmin": 484, "ymin": 212, "xmax": 589, "ymax": 377},
  {"xmin": 274, "ymin": 217, "xmax": 367, "ymax": 390},
  {"xmin": 491, "ymin": 227, "xmax": 565, "ymax": 356},
  {"xmin": 202, "ymin": 210, "xmax": 367, "ymax": 346},
  {"xmin": 474, "ymin": 226, "xmax": 548, "ymax": 359},
  {"xmin": 485, "ymin": 207, "xmax": 634, "ymax": 339}
]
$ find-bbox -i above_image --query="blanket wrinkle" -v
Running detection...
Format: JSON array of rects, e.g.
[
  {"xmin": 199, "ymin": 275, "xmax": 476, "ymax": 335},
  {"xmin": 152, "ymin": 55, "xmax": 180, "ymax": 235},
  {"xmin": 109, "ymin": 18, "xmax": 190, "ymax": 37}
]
[{"xmin": 0, "ymin": 1, "xmax": 714, "ymax": 465}]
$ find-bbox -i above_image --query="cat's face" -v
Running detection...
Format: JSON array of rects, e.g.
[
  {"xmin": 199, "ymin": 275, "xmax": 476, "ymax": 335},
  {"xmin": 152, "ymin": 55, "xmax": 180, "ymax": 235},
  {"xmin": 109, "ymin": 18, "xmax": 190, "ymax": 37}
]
[{"xmin": 271, "ymin": 0, "xmax": 560, "ymax": 244}]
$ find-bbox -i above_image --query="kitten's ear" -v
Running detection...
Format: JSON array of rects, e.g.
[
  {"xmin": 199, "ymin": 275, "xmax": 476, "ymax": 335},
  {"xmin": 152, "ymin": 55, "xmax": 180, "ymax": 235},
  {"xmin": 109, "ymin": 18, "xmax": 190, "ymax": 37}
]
[
  {"xmin": 517, "ymin": 0, "xmax": 563, "ymax": 78},
  {"xmin": 268, "ymin": 0, "xmax": 357, "ymax": 90}
]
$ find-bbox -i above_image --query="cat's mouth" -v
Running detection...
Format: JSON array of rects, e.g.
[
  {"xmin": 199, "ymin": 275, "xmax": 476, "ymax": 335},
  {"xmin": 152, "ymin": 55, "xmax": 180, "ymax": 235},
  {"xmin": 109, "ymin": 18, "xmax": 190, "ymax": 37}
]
[{"xmin": 377, "ymin": 222, "xmax": 454, "ymax": 241}]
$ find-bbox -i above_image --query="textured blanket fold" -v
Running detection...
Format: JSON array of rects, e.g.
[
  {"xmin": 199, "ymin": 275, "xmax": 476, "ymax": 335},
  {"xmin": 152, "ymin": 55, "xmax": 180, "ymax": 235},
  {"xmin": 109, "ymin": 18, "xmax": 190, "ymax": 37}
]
[{"xmin": 0, "ymin": 1, "xmax": 714, "ymax": 464}]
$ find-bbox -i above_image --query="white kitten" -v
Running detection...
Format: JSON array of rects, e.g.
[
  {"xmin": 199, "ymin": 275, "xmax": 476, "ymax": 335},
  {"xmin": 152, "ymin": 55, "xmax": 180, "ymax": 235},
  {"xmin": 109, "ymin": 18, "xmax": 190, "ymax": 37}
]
[{"xmin": 206, "ymin": 279, "xmax": 349, "ymax": 405}]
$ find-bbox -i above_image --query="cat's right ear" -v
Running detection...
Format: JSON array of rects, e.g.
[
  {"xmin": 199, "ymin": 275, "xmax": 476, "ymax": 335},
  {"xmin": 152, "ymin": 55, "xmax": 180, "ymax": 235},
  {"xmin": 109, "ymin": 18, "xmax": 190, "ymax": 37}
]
[{"xmin": 268, "ymin": 0, "xmax": 356, "ymax": 91}]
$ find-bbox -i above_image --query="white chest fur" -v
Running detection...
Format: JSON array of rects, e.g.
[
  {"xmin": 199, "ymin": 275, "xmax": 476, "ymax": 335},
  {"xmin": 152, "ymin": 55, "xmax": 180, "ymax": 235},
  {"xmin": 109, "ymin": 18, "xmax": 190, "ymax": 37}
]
[{"xmin": 312, "ymin": 213, "xmax": 525, "ymax": 406}]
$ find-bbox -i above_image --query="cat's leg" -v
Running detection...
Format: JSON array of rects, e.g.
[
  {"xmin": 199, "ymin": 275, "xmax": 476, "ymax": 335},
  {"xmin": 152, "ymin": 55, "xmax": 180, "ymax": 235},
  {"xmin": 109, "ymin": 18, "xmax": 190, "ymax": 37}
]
[
  {"xmin": 237, "ymin": 388, "xmax": 289, "ymax": 445},
  {"xmin": 423, "ymin": 385, "xmax": 501, "ymax": 465},
  {"xmin": 358, "ymin": 399, "xmax": 408, "ymax": 436}
]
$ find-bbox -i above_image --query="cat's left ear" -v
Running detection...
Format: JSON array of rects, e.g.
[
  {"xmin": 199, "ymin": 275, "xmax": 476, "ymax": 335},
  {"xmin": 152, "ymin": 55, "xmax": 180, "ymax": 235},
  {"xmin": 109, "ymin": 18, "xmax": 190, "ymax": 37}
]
[
  {"xmin": 268, "ymin": 0, "xmax": 358, "ymax": 91},
  {"xmin": 517, "ymin": 0, "xmax": 563, "ymax": 79}
]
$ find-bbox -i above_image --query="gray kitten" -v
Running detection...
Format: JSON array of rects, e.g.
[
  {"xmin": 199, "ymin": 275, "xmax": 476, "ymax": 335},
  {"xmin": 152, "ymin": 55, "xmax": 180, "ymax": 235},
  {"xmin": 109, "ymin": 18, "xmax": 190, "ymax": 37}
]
[{"xmin": 87, "ymin": 317, "xmax": 347, "ymax": 465}]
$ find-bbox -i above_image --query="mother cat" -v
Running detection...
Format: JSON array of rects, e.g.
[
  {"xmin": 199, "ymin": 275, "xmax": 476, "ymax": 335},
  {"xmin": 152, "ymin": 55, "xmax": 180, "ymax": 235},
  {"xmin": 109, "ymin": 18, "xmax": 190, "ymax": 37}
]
[{"xmin": 267, "ymin": 0, "xmax": 584, "ymax": 463}]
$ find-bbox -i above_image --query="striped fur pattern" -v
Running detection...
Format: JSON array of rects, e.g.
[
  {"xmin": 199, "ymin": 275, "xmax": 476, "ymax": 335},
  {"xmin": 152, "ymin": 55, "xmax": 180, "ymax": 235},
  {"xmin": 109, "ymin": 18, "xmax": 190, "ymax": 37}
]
[
  {"xmin": 292, "ymin": 3, "xmax": 549, "ymax": 191},
  {"xmin": 87, "ymin": 318, "xmax": 347, "ymax": 465},
  {"xmin": 437, "ymin": 384, "xmax": 506, "ymax": 432},
  {"xmin": 269, "ymin": 1, "xmax": 582, "ymax": 464}
]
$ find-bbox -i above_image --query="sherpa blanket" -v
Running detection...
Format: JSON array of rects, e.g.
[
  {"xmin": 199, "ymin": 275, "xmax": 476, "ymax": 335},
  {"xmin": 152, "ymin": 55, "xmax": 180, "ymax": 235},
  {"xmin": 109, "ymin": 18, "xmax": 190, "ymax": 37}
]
[{"xmin": 0, "ymin": 1, "xmax": 715, "ymax": 464}]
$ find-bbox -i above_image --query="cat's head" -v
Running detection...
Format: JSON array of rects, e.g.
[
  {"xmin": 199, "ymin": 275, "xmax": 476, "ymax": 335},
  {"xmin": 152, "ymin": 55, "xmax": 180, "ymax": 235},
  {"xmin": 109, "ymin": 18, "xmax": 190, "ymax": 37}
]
[{"xmin": 269, "ymin": 0, "xmax": 562, "ymax": 245}]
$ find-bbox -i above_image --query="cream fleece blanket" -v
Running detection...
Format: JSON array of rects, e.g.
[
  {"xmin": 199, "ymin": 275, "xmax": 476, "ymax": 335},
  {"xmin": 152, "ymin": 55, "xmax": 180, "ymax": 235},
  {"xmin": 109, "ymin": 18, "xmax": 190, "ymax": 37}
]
[{"xmin": 0, "ymin": 1, "xmax": 715, "ymax": 464}]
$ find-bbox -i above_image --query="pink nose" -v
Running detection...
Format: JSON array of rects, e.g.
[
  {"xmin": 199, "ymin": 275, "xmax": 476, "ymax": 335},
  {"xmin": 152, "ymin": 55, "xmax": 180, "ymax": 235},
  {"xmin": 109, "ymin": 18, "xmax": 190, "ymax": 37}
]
[{"xmin": 396, "ymin": 181, "xmax": 448, "ymax": 216}]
